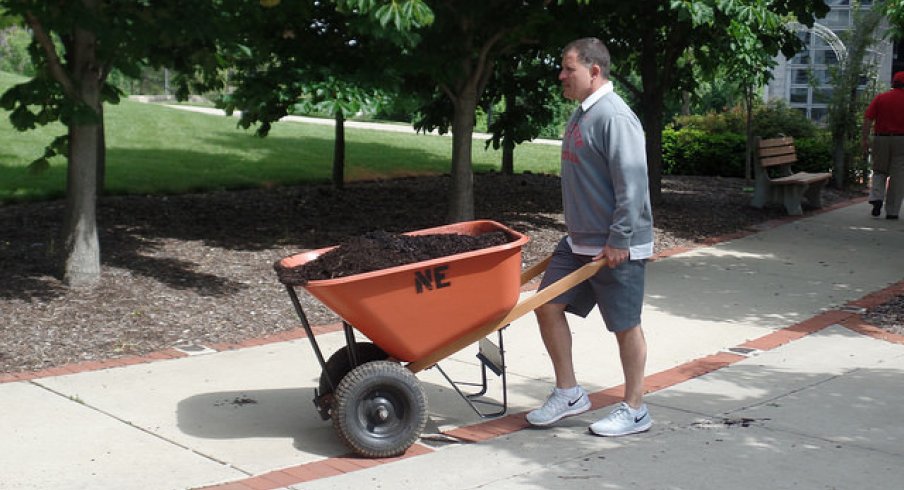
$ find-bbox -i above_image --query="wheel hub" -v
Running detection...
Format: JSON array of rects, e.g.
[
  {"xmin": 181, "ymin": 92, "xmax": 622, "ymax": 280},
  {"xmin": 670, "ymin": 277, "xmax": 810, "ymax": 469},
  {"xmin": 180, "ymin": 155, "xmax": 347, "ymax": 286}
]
[{"xmin": 368, "ymin": 396, "xmax": 395, "ymax": 424}]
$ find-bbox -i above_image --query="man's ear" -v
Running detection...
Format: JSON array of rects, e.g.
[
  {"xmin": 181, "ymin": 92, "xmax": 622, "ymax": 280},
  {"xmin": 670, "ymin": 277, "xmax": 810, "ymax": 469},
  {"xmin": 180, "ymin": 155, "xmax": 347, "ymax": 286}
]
[{"xmin": 591, "ymin": 64, "xmax": 602, "ymax": 79}]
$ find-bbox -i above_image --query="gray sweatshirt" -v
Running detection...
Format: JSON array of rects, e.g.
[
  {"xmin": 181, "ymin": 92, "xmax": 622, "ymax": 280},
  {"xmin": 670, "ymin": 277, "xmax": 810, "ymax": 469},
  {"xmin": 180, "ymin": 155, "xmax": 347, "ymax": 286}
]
[{"xmin": 560, "ymin": 90, "xmax": 653, "ymax": 255}]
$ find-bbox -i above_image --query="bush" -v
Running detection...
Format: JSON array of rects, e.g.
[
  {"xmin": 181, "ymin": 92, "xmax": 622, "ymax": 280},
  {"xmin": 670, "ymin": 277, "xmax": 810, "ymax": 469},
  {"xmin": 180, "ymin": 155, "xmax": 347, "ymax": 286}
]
[
  {"xmin": 0, "ymin": 26, "xmax": 34, "ymax": 77},
  {"xmin": 662, "ymin": 128, "xmax": 746, "ymax": 177},
  {"xmin": 662, "ymin": 99, "xmax": 828, "ymax": 177},
  {"xmin": 671, "ymin": 107, "xmax": 746, "ymax": 134},
  {"xmin": 751, "ymin": 99, "xmax": 816, "ymax": 139},
  {"xmin": 793, "ymin": 133, "xmax": 833, "ymax": 173}
]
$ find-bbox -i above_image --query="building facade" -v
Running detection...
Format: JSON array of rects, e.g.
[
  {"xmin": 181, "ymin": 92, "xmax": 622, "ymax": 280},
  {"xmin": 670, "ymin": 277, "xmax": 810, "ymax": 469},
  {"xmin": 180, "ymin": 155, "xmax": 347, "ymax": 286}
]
[{"xmin": 764, "ymin": 0, "xmax": 902, "ymax": 123}]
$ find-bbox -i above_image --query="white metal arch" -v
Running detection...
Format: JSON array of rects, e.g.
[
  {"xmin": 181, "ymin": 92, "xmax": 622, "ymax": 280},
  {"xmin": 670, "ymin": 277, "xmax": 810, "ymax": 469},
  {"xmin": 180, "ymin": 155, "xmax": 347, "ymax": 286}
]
[{"xmin": 786, "ymin": 21, "xmax": 848, "ymax": 62}]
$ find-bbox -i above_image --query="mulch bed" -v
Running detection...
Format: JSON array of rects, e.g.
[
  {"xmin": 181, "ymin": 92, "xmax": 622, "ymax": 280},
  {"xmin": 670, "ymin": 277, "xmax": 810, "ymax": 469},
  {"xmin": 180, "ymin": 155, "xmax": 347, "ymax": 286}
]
[{"xmin": 1, "ymin": 172, "xmax": 892, "ymax": 375}]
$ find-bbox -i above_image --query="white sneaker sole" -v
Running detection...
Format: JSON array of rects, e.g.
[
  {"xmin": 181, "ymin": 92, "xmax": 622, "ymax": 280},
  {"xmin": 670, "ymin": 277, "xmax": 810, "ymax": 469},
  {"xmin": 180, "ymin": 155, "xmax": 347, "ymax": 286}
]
[
  {"xmin": 589, "ymin": 418, "xmax": 653, "ymax": 437},
  {"xmin": 526, "ymin": 402, "xmax": 591, "ymax": 427}
]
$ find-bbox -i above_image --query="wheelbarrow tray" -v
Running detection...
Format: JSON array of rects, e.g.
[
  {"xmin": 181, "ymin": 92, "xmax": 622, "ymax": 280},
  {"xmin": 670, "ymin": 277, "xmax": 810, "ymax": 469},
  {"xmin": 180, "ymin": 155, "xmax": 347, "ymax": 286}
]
[{"xmin": 276, "ymin": 220, "xmax": 529, "ymax": 362}]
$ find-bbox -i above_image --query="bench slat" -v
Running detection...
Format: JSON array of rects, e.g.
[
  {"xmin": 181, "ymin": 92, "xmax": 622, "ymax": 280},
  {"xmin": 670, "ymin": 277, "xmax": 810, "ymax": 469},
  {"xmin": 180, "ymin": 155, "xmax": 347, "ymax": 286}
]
[
  {"xmin": 770, "ymin": 172, "xmax": 832, "ymax": 185},
  {"xmin": 759, "ymin": 145, "xmax": 795, "ymax": 158},
  {"xmin": 760, "ymin": 154, "xmax": 798, "ymax": 167},
  {"xmin": 758, "ymin": 136, "xmax": 795, "ymax": 149}
]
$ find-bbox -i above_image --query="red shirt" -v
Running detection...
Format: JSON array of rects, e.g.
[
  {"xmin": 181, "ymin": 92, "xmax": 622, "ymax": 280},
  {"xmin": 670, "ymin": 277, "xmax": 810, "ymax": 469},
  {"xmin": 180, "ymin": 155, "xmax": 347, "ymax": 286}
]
[{"xmin": 865, "ymin": 88, "xmax": 904, "ymax": 134}]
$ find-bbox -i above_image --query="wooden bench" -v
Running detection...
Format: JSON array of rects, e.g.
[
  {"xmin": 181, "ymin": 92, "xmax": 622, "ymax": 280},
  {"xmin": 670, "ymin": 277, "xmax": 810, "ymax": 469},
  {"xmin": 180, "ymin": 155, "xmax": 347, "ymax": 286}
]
[{"xmin": 750, "ymin": 136, "xmax": 832, "ymax": 216}]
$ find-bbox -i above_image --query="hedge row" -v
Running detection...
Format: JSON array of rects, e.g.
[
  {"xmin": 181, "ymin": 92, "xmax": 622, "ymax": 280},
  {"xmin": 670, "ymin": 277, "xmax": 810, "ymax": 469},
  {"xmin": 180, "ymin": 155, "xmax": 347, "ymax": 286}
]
[
  {"xmin": 662, "ymin": 101, "xmax": 832, "ymax": 178},
  {"xmin": 662, "ymin": 128, "xmax": 833, "ymax": 178}
]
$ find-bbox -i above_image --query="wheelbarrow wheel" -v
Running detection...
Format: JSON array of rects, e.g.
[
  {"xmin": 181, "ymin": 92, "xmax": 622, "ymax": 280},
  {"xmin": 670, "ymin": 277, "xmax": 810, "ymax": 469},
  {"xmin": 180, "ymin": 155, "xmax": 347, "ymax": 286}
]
[
  {"xmin": 332, "ymin": 360, "xmax": 427, "ymax": 458},
  {"xmin": 316, "ymin": 342, "xmax": 388, "ymax": 420}
]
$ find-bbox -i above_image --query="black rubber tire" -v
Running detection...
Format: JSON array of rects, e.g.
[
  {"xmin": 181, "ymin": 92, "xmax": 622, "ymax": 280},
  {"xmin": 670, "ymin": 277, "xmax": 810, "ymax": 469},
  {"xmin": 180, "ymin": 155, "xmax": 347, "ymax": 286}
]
[
  {"xmin": 332, "ymin": 360, "xmax": 427, "ymax": 458},
  {"xmin": 319, "ymin": 342, "xmax": 388, "ymax": 398}
]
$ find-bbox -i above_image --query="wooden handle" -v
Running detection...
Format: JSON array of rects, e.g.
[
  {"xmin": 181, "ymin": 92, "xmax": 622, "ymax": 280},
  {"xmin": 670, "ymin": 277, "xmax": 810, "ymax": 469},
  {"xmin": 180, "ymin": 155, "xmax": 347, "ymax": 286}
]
[
  {"xmin": 407, "ymin": 258, "xmax": 606, "ymax": 373},
  {"xmin": 520, "ymin": 254, "xmax": 552, "ymax": 286}
]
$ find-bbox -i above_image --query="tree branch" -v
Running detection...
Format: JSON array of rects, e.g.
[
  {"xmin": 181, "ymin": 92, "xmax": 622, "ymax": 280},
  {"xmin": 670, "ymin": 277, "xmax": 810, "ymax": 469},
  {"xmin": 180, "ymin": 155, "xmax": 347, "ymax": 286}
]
[
  {"xmin": 470, "ymin": 29, "xmax": 507, "ymax": 96},
  {"xmin": 25, "ymin": 11, "xmax": 78, "ymax": 100},
  {"xmin": 610, "ymin": 71, "xmax": 641, "ymax": 99}
]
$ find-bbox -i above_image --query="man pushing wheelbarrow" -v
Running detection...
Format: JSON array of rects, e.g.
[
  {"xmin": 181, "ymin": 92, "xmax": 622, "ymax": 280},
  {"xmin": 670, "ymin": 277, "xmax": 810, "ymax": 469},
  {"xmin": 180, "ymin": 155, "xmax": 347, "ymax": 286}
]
[
  {"xmin": 273, "ymin": 37, "xmax": 653, "ymax": 458},
  {"xmin": 525, "ymin": 37, "xmax": 654, "ymax": 437}
]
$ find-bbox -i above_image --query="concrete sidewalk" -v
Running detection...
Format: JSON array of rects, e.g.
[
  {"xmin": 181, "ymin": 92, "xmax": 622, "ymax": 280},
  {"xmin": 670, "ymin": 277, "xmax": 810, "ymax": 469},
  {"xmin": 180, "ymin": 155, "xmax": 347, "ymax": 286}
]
[{"xmin": 1, "ymin": 202, "xmax": 903, "ymax": 490}]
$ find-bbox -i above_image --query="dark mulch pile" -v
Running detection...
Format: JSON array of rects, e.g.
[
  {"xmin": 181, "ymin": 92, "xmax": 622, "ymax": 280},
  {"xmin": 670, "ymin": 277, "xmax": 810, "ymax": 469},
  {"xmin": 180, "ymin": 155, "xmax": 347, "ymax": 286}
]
[
  {"xmin": 274, "ymin": 230, "xmax": 512, "ymax": 285},
  {"xmin": 862, "ymin": 294, "xmax": 904, "ymax": 335},
  {"xmin": 0, "ymin": 172, "xmax": 888, "ymax": 375}
]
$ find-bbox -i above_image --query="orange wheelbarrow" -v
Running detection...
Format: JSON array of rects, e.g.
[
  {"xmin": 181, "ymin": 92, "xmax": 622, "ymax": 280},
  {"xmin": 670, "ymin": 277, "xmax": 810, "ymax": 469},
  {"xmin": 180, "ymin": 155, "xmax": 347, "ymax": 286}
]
[{"xmin": 275, "ymin": 220, "xmax": 604, "ymax": 458}]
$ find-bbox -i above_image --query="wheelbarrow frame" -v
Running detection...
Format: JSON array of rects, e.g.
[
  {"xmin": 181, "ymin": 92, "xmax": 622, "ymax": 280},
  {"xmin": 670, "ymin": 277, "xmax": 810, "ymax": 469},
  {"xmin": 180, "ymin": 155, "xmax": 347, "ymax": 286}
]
[{"xmin": 279, "ymin": 223, "xmax": 605, "ymax": 457}]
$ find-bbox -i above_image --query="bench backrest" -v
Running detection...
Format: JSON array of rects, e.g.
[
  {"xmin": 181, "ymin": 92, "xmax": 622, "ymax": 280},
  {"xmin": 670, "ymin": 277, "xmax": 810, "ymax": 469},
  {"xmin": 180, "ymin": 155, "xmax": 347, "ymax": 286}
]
[{"xmin": 757, "ymin": 136, "xmax": 797, "ymax": 168}]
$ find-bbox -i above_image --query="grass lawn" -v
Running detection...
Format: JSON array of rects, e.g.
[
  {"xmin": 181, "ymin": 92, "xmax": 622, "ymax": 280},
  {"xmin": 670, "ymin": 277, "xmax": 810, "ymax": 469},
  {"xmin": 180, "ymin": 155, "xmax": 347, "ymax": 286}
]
[{"xmin": 0, "ymin": 70, "xmax": 562, "ymax": 203}]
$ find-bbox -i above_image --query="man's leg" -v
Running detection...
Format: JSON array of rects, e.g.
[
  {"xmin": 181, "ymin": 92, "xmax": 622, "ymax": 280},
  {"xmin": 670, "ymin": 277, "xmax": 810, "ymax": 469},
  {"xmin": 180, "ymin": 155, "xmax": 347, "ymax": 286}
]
[
  {"xmin": 615, "ymin": 324, "xmax": 647, "ymax": 408},
  {"xmin": 526, "ymin": 302, "xmax": 591, "ymax": 426},
  {"xmin": 589, "ymin": 324, "xmax": 651, "ymax": 436},
  {"xmin": 869, "ymin": 172, "xmax": 887, "ymax": 216},
  {"xmin": 535, "ymin": 302, "xmax": 577, "ymax": 388},
  {"xmin": 885, "ymin": 141, "xmax": 904, "ymax": 218}
]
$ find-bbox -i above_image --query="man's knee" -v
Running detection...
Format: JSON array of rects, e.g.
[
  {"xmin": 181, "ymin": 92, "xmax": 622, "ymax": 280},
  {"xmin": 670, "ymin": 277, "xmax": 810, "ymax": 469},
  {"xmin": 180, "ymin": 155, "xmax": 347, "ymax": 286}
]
[{"xmin": 535, "ymin": 303, "xmax": 567, "ymax": 328}]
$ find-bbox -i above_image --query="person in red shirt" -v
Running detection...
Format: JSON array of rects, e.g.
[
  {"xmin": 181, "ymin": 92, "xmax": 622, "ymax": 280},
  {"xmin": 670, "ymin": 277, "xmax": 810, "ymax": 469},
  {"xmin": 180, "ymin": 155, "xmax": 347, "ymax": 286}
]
[{"xmin": 861, "ymin": 71, "xmax": 904, "ymax": 219}]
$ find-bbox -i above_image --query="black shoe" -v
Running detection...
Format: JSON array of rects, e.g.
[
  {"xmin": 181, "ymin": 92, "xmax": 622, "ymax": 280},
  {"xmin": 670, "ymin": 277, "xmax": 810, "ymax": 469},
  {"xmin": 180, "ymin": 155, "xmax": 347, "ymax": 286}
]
[
  {"xmin": 888, "ymin": 215, "xmax": 899, "ymax": 220},
  {"xmin": 870, "ymin": 200, "xmax": 882, "ymax": 217}
]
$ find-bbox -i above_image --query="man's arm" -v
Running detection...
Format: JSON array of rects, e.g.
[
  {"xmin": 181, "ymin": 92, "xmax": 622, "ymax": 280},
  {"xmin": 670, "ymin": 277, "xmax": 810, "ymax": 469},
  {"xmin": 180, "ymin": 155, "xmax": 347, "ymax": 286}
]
[{"xmin": 861, "ymin": 116, "xmax": 874, "ymax": 156}]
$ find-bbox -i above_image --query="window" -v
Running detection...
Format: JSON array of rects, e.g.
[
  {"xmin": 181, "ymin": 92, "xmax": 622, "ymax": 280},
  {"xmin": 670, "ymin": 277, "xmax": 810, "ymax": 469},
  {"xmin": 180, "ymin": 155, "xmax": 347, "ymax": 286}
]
[
  {"xmin": 810, "ymin": 108, "xmax": 828, "ymax": 123},
  {"xmin": 813, "ymin": 87, "xmax": 834, "ymax": 104},
  {"xmin": 790, "ymin": 87, "xmax": 809, "ymax": 104}
]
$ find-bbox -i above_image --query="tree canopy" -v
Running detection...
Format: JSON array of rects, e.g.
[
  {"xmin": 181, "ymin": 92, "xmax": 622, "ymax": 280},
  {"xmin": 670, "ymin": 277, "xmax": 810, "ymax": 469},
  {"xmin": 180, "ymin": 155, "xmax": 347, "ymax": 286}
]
[{"xmin": 1, "ymin": 0, "xmax": 838, "ymax": 286}]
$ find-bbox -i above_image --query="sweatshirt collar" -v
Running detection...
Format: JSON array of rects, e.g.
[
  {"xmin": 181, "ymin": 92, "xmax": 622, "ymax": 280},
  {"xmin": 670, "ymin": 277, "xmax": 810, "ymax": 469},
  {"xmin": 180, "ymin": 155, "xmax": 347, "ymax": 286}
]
[{"xmin": 581, "ymin": 81, "xmax": 613, "ymax": 112}]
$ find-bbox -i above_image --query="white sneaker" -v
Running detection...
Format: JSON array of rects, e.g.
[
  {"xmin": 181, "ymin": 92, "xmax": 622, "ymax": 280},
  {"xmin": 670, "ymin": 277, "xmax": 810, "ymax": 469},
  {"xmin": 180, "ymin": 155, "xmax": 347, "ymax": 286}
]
[
  {"xmin": 589, "ymin": 401, "xmax": 652, "ymax": 436},
  {"xmin": 526, "ymin": 387, "xmax": 591, "ymax": 426}
]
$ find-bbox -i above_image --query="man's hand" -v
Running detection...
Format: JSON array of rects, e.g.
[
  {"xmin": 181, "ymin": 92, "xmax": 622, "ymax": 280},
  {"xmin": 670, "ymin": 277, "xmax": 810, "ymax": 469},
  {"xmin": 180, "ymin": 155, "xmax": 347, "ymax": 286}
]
[{"xmin": 594, "ymin": 244, "xmax": 628, "ymax": 268}]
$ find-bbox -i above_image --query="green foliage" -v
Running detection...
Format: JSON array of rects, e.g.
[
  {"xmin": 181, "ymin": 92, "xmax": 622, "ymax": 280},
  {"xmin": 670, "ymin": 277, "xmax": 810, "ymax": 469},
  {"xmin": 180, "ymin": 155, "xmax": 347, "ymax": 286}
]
[
  {"xmin": 671, "ymin": 107, "xmax": 746, "ymax": 134},
  {"xmin": 884, "ymin": 0, "xmax": 904, "ymax": 39},
  {"xmin": 662, "ymin": 127, "xmax": 746, "ymax": 177},
  {"xmin": 750, "ymin": 100, "xmax": 816, "ymax": 139},
  {"xmin": 483, "ymin": 52, "xmax": 563, "ymax": 150},
  {"xmin": 671, "ymin": 100, "xmax": 817, "ymax": 139},
  {"xmin": 0, "ymin": 26, "xmax": 33, "ymax": 76},
  {"xmin": 793, "ymin": 133, "xmax": 833, "ymax": 174},
  {"xmin": 215, "ymin": 1, "xmax": 420, "ymax": 138},
  {"xmin": 663, "ymin": 100, "xmax": 830, "ymax": 177},
  {"xmin": 335, "ymin": 0, "xmax": 434, "ymax": 30}
]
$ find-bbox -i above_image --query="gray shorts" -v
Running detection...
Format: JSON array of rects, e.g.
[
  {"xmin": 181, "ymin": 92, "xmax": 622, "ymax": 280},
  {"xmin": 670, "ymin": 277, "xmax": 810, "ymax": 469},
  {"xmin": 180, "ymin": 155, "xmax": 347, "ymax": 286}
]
[{"xmin": 538, "ymin": 237, "xmax": 646, "ymax": 332}]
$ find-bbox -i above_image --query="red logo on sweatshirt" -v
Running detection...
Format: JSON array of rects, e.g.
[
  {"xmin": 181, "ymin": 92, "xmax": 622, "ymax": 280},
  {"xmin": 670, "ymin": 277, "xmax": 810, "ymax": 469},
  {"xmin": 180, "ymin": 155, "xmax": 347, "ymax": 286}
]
[{"xmin": 562, "ymin": 114, "xmax": 584, "ymax": 164}]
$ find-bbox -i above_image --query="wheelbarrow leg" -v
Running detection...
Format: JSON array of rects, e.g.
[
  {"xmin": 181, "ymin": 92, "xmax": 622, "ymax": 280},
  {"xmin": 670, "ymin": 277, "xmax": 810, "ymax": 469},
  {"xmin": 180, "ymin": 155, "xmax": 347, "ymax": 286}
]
[
  {"xmin": 286, "ymin": 285, "xmax": 332, "ymax": 390},
  {"xmin": 342, "ymin": 321, "xmax": 359, "ymax": 367},
  {"xmin": 433, "ymin": 327, "xmax": 508, "ymax": 419}
]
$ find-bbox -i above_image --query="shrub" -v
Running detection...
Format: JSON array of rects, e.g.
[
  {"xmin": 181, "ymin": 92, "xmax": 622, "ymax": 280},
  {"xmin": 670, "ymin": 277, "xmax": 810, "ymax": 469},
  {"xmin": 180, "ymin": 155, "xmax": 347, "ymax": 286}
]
[
  {"xmin": 793, "ymin": 133, "xmax": 833, "ymax": 173},
  {"xmin": 751, "ymin": 99, "xmax": 817, "ymax": 139},
  {"xmin": 0, "ymin": 26, "xmax": 34, "ymax": 77},
  {"xmin": 662, "ymin": 99, "xmax": 828, "ymax": 178},
  {"xmin": 671, "ymin": 107, "xmax": 746, "ymax": 134},
  {"xmin": 662, "ymin": 128, "xmax": 746, "ymax": 177}
]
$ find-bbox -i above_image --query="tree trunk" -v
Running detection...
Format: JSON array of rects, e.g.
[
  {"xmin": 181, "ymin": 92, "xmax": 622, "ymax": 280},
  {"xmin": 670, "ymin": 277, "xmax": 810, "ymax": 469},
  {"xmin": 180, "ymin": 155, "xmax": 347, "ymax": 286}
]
[
  {"xmin": 501, "ymin": 90, "xmax": 515, "ymax": 175},
  {"xmin": 639, "ymin": 45, "xmax": 668, "ymax": 205},
  {"xmin": 744, "ymin": 87, "xmax": 754, "ymax": 183},
  {"xmin": 448, "ymin": 90, "xmax": 478, "ymax": 223},
  {"xmin": 62, "ymin": 14, "xmax": 102, "ymax": 287},
  {"xmin": 833, "ymin": 136, "xmax": 846, "ymax": 190},
  {"xmin": 333, "ymin": 109, "xmax": 345, "ymax": 190},
  {"xmin": 643, "ymin": 113, "xmax": 663, "ymax": 205},
  {"xmin": 501, "ymin": 136, "xmax": 515, "ymax": 175},
  {"xmin": 97, "ymin": 104, "xmax": 106, "ymax": 193},
  {"xmin": 639, "ymin": 75, "xmax": 664, "ymax": 204}
]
